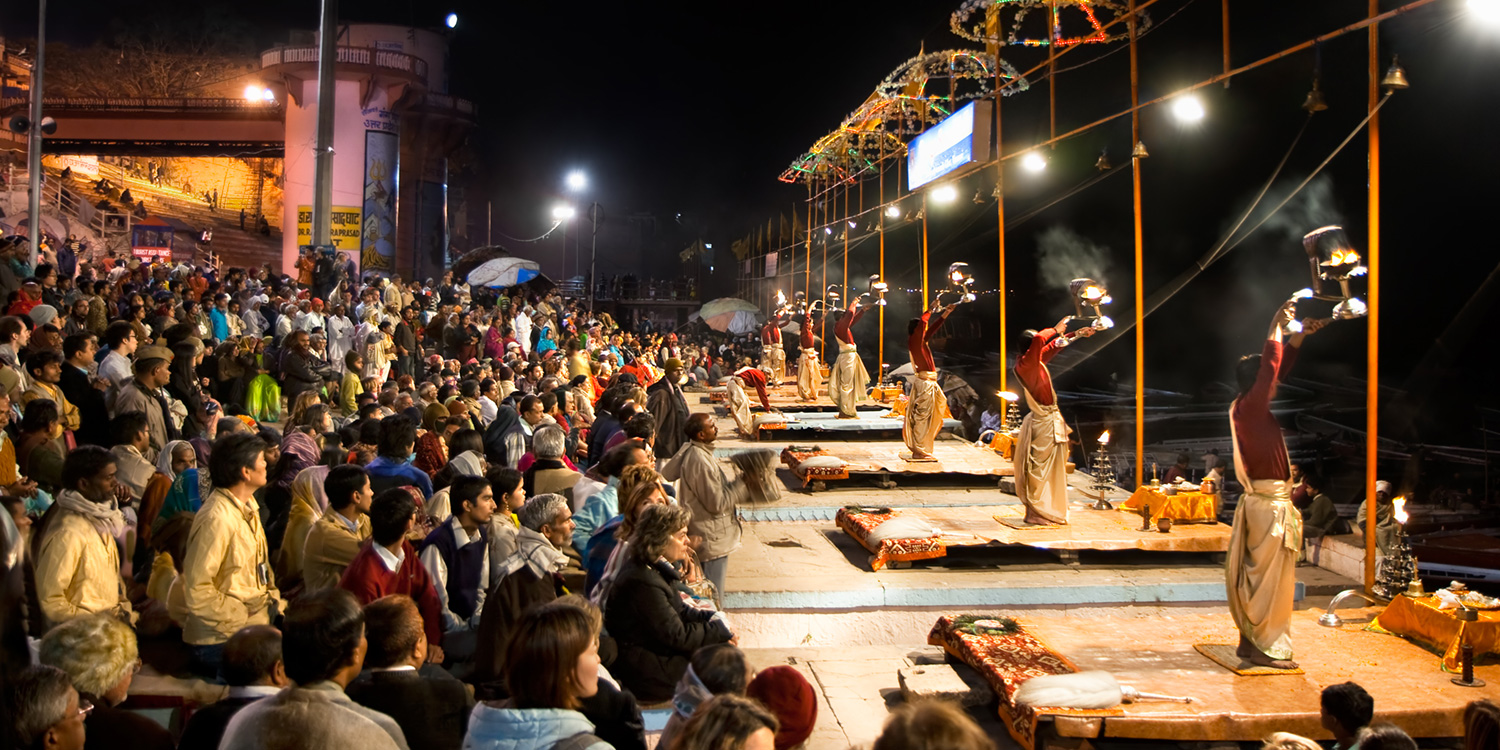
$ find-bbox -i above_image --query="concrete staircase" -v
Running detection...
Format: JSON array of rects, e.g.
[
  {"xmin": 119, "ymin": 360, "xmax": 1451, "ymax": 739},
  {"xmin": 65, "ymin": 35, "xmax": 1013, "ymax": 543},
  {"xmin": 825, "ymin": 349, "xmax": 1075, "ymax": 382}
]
[{"xmin": 50, "ymin": 161, "xmax": 284, "ymax": 271}]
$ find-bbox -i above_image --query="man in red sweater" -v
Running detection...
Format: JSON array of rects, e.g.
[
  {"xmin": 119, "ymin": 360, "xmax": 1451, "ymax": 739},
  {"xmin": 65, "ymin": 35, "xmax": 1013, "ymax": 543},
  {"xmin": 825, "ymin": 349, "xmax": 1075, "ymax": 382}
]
[
  {"xmin": 340, "ymin": 487, "xmax": 446, "ymax": 664},
  {"xmin": 794, "ymin": 309, "xmax": 819, "ymax": 402},
  {"xmin": 902, "ymin": 298, "xmax": 957, "ymax": 461}
]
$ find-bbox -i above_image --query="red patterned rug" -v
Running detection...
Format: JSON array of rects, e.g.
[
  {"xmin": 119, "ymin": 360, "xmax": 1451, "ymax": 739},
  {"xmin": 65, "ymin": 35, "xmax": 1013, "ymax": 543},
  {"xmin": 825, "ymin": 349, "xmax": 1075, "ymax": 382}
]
[
  {"xmin": 835, "ymin": 507, "xmax": 945, "ymax": 571},
  {"xmin": 928, "ymin": 615, "xmax": 1122, "ymax": 750}
]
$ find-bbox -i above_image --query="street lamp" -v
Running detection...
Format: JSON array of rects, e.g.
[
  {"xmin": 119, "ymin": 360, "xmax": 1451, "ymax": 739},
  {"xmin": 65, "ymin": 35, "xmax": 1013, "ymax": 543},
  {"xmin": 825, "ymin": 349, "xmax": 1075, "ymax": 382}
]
[
  {"xmin": 566, "ymin": 171, "xmax": 588, "ymax": 191},
  {"xmin": 1021, "ymin": 151, "xmax": 1047, "ymax": 173},
  {"xmin": 1172, "ymin": 94, "xmax": 1206, "ymax": 123},
  {"xmin": 551, "ymin": 205, "xmax": 576, "ymax": 220},
  {"xmin": 931, "ymin": 185, "xmax": 958, "ymax": 203}
]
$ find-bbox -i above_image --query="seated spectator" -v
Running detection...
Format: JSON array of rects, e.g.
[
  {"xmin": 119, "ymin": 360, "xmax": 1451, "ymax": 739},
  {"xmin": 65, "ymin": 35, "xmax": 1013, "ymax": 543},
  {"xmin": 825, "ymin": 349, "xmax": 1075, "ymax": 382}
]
[
  {"xmin": 1302, "ymin": 474, "xmax": 1346, "ymax": 540},
  {"xmin": 1321, "ymin": 681, "xmax": 1374, "ymax": 750},
  {"xmin": 177, "ymin": 625, "xmax": 288, "ymax": 750},
  {"xmin": 524, "ymin": 424, "xmax": 581, "ymax": 501},
  {"xmin": 30, "ymin": 446, "xmax": 133, "ymax": 626},
  {"xmin": 220, "ymin": 589, "xmax": 408, "ymax": 750},
  {"xmin": 873, "ymin": 700, "xmax": 994, "ymax": 750},
  {"xmin": 464, "ymin": 601, "xmax": 611, "ymax": 750},
  {"xmin": 485, "ymin": 466, "xmax": 525, "ymax": 575},
  {"xmin": 1466, "ymin": 699, "xmax": 1500, "ymax": 750},
  {"xmin": 38, "ymin": 614, "xmax": 174, "ymax": 750},
  {"xmin": 746, "ymin": 666, "xmax": 817, "ymax": 750},
  {"xmin": 364, "ymin": 415, "xmax": 433, "ymax": 500},
  {"xmin": 573, "ymin": 441, "xmax": 651, "ymax": 556},
  {"xmin": 1355, "ymin": 723, "xmax": 1417, "ymax": 750},
  {"xmin": 586, "ymin": 465, "xmax": 668, "ymax": 598},
  {"xmin": 418, "ymin": 474, "xmax": 493, "ymax": 667},
  {"xmin": 471, "ymin": 492, "xmax": 575, "ymax": 699},
  {"xmin": 1261, "ymin": 733, "xmax": 1322, "ymax": 750},
  {"xmin": 2, "ymin": 664, "xmax": 87, "ymax": 750},
  {"xmin": 339, "ymin": 488, "xmax": 445, "ymax": 666},
  {"xmin": 659, "ymin": 644, "xmax": 753, "ymax": 750},
  {"xmin": 346, "ymin": 595, "xmax": 473, "ymax": 750},
  {"xmin": 302, "ymin": 465, "xmax": 374, "ymax": 593},
  {"xmin": 605, "ymin": 504, "xmax": 733, "ymax": 703},
  {"xmin": 667, "ymin": 695, "xmax": 778, "ymax": 750}
]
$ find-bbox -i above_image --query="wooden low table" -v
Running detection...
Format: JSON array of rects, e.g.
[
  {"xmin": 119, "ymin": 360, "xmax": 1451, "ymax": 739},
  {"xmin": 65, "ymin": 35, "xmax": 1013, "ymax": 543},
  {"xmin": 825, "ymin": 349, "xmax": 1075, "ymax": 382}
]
[
  {"xmin": 1372, "ymin": 593, "xmax": 1500, "ymax": 671},
  {"xmin": 1120, "ymin": 486, "xmax": 1220, "ymax": 525}
]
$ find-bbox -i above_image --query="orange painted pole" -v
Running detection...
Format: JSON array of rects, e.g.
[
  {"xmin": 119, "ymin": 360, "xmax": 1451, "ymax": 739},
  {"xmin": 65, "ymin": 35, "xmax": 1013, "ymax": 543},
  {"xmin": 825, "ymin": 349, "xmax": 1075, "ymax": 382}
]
[
  {"xmin": 878, "ymin": 144, "xmax": 886, "ymax": 372},
  {"xmin": 1130, "ymin": 0, "xmax": 1146, "ymax": 485},
  {"xmin": 1222, "ymin": 0, "xmax": 1231, "ymax": 88},
  {"xmin": 821, "ymin": 184, "xmax": 829, "ymax": 362},
  {"xmin": 996, "ymin": 102, "xmax": 1008, "ymax": 395},
  {"xmin": 805, "ymin": 181, "xmax": 813, "ymax": 300},
  {"xmin": 1365, "ymin": 0, "xmax": 1381, "ymax": 593},
  {"xmin": 920, "ymin": 191, "xmax": 930, "ymax": 303}
]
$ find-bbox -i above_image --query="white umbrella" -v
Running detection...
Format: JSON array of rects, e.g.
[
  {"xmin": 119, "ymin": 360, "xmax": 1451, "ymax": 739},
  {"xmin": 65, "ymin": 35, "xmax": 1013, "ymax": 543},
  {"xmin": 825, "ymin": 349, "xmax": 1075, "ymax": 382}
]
[
  {"xmin": 698, "ymin": 297, "xmax": 759, "ymax": 320},
  {"xmin": 468, "ymin": 256, "xmax": 541, "ymax": 288}
]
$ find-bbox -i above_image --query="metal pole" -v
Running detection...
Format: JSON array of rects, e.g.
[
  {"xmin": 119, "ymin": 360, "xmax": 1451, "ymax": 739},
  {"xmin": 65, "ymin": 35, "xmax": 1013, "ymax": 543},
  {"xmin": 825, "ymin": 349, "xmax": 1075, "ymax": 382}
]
[
  {"xmin": 877, "ymin": 143, "xmax": 885, "ymax": 373},
  {"xmin": 1364, "ymin": 0, "xmax": 1381, "ymax": 593},
  {"xmin": 311, "ymin": 0, "xmax": 338, "ymax": 247},
  {"xmin": 589, "ymin": 202, "xmax": 599, "ymax": 312},
  {"xmin": 25, "ymin": 0, "xmax": 47, "ymax": 266},
  {"xmin": 487, "ymin": 201, "xmax": 492, "ymax": 245},
  {"xmin": 1130, "ymin": 0, "xmax": 1146, "ymax": 486},
  {"xmin": 1222, "ymin": 0, "xmax": 1232, "ymax": 88}
]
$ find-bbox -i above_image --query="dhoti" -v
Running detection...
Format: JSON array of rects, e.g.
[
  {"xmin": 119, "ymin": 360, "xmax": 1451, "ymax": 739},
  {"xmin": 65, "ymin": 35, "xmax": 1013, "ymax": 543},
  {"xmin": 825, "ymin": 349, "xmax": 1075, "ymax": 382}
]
[
  {"xmin": 827, "ymin": 340, "xmax": 870, "ymax": 418},
  {"xmin": 763, "ymin": 342, "xmax": 786, "ymax": 384},
  {"xmin": 902, "ymin": 371, "xmax": 948, "ymax": 459},
  {"xmin": 1014, "ymin": 390, "xmax": 1070, "ymax": 525},
  {"xmin": 1225, "ymin": 478, "xmax": 1301, "ymax": 661},
  {"xmin": 796, "ymin": 348, "xmax": 819, "ymax": 401},
  {"xmin": 725, "ymin": 377, "xmax": 753, "ymax": 437}
]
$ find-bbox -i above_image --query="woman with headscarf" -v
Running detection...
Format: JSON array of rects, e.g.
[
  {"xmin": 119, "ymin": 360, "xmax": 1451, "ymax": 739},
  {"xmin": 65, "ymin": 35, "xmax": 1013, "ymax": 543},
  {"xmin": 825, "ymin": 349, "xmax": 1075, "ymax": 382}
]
[
  {"xmin": 277, "ymin": 443, "xmax": 345, "ymax": 587},
  {"xmin": 483, "ymin": 404, "xmax": 527, "ymax": 470},
  {"xmin": 264, "ymin": 405, "xmax": 326, "ymax": 552},
  {"xmin": 167, "ymin": 340, "xmax": 210, "ymax": 438},
  {"xmin": 240, "ymin": 294, "xmax": 268, "ymax": 339}
]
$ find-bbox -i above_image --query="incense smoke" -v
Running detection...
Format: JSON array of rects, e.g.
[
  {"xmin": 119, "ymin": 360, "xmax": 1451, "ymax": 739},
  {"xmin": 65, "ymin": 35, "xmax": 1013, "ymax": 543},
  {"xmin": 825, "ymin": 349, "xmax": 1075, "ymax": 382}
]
[
  {"xmin": 1035, "ymin": 226, "xmax": 1112, "ymax": 291},
  {"xmin": 1221, "ymin": 174, "xmax": 1345, "ymax": 257}
]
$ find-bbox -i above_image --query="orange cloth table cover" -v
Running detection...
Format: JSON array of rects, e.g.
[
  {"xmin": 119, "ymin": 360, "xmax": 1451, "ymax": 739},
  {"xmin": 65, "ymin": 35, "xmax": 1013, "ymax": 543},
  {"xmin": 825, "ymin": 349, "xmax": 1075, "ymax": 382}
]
[
  {"xmin": 1370, "ymin": 593, "xmax": 1500, "ymax": 671},
  {"xmin": 988, "ymin": 432, "xmax": 1016, "ymax": 460},
  {"xmin": 1120, "ymin": 487, "xmax": 1218, "ymax": 525}
]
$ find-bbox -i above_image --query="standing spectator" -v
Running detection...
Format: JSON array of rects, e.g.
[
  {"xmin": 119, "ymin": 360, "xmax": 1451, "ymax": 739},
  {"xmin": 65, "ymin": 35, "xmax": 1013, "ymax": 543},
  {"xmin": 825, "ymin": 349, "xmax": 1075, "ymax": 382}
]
[
  {"xmin": 39, "ymin": 614, "xmax": 175, "ymax": 750},
  {"xmin": 661, "ymin": 414, "xmax": 742, "ymax": 602},
  {"xmin": 647, "ymin": 359, "xmax": 691, "ymax": 459},
  {"xmin": 108, "ymin": 346, "xmax": 174, "ymax": 461},
  {"xmin": 282, "ymin": 330, "xmax": 336, "ymax": 407},
  {"xmin": 346, "ymin": 595, "xmax": 473, "ymax": 750},
  {"xmin": 338, "ymin": 488, "xmax": 445, "ymax": 666},
  {"xmin": 182, "ymin": 433, "xmax": 285, "ymax": 676},
  {"xmin": 177, "ymin": 626, "xmax": 289, "ymax": 750},
  {"xmin": 219, "ymin": 589, "xmax": 409, "ymax": 750}
]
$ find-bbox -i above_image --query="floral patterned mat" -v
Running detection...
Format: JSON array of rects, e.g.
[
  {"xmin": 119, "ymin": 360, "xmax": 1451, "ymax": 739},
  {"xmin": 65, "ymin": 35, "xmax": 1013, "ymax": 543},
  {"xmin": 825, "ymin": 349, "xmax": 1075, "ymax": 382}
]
[
  {"xmin": 928, "ymin": 614, "xmax": 1122, "ymax": 750},
  {"xmin": 835, "ymin": 507, "xmax": 945, "ymax": 571}
]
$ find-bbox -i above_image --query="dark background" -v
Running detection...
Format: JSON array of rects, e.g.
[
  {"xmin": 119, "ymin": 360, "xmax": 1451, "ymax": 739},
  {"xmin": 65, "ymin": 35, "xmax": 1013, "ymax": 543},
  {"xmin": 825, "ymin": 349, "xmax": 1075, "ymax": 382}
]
[{"xmin": 5, "ymin": 0, "xmax": 1499, "ymax": 443}]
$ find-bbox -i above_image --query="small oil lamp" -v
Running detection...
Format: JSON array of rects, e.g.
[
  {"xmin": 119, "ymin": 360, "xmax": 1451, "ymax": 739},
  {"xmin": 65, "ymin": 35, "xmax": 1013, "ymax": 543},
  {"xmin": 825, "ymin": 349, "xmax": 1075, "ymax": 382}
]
[
  {"xmin": 1374, "ymin": 496, "xmax": 1424, "ymax": 599},
  {"xmin": 1069, "ymin": 278, "xmax": 1115, "ymax": 331},
  {"xmin": 997, "ymin": 391, "xmax": 1021, "ymax": 432},
  {"xmin": 1091, "ymin": 431, "xmax": 1116, "ymax": 510},
  {"xmin": 1302, "ymin": 225, "xmax": 1369, "ymax": 320}
]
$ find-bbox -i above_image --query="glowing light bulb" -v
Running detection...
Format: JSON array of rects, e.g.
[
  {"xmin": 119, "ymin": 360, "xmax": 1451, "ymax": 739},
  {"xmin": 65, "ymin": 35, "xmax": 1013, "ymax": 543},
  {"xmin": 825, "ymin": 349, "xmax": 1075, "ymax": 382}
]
[
  {"xmin": 1471, "ymin": 0, "xmax": 1500, "ymax": 23},
  {"xmin": 1021, "ymin": 152, "xmax": 1047, "ymax": 173},
  {"xmin": 932, "ymin": 185, "xmax": 957, "ymax": 203},
  {"xmin": 1172, "ymin": 95, "xmax": 1206, "ymax": 123},
  {"xmin": 552, "ymin": 205, "xmax": 575, "ymax": 220},
  {"xmin": 566, "ymin": 171, "xmax": 587, "ymax": 191},
  {"xmin": 885, "ymin": 205, "xmax": 901, "ymax": 219},
  {"xmin": 445, "ymin": 12, "xmax": 459, "ymax": 28},
  {"xmin": 244, "ymin": 84, "xmax": 262, "ymax": 101}
]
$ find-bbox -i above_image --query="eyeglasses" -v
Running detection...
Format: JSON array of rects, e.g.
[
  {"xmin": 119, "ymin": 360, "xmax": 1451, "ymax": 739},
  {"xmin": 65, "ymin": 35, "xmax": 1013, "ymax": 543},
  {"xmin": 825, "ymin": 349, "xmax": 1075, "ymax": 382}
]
[{"xmin": 76, "ymin": 698, "xmax": 94, "ymax": 719}]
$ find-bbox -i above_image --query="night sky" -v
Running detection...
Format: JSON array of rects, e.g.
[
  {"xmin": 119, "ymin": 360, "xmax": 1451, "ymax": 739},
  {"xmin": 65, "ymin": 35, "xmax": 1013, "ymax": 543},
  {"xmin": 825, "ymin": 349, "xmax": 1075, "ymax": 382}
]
[{"xmin": 5, "ymin": 0, "xmax": 1500, "ymax": 437}]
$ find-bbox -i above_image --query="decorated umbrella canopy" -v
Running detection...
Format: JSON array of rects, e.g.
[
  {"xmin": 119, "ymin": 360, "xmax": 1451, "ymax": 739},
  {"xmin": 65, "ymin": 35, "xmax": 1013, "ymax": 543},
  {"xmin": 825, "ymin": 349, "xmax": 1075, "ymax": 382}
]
[
  {"xmin": 0, "ymin": 211, "xmax": 71, "ymax": 245},
  {"xmin": 468, "ymin": 256, "xmax": 542, "ymax": 288}
]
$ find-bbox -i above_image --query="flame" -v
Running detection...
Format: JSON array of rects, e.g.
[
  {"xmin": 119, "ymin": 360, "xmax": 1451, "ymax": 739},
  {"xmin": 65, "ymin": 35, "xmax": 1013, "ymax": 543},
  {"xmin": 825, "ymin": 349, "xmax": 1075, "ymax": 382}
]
[
  {"xmin": 997, "ymin": 390, "xmax": 1019, "ymax": 402},
  {"xmin": 1083, "ymin": 286, "xmax": 1104, "ymax": 300},
  {"xmin": 1292, "ymin": 288, "xmax": 1315, "ymax": 300},
  {"xmin": 1325, "ymin": 248, "xmax": 1362, "ymax": 266},
  {"xmin": 951, "ymin": 271, "xmax": 967, "ymax": 284},
  {"xmin": 1393, "ymin": 496, "xmax": 1408, "ymax": 525},
  {"xmin": 1098, "ymin": 430, "xmax": 1111, "ymax": 444},
  {"xmin": 775, "ymin": 290, "xmax": 786, "ymax": 306}
]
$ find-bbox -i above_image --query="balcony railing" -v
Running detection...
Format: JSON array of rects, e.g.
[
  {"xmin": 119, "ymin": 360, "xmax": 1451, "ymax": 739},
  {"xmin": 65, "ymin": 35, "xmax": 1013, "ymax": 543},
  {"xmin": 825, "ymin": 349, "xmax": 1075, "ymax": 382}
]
[
  {"xmin": 260, "ymin": 45, "xmax": 429, "ymax": 80},
  {"xmin": 0, "ymin": 97, "xmax": 281, "ymax": 113}
]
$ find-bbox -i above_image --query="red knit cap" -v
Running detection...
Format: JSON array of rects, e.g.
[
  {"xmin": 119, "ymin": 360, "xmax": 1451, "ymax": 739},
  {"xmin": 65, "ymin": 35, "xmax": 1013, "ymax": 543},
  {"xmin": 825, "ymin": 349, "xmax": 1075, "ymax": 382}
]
[{"xmin": 745, "ymin": 666, "xmax": 817, "ymax": 750}]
